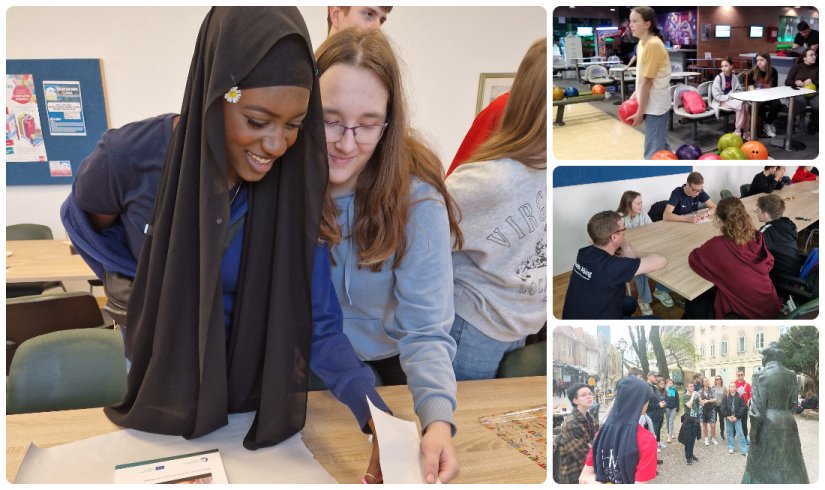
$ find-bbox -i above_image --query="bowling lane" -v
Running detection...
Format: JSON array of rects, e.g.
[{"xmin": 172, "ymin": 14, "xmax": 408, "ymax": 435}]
[{"xmin": 553, "ymin": 102, "xmax": 646, "ymax": 160}]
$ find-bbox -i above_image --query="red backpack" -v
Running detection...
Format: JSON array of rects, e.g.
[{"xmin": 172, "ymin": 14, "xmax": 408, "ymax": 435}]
[{"xmin": 681, "ymin": 90, "xmax": 707, "ymax": 114}]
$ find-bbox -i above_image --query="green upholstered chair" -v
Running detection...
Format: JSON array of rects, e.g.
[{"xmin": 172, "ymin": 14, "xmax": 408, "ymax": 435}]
[
  {"xmin": 720, "ymin": 189, "xmax": 734, "ymax": 200},
  {"xmin": 6, "ymin": 223, "xmax": 67, "ymax": 298},
  {"xmin": 6, "ymin": 328, "xmax": 127, "ymax": 414},
  {"xmin": 739, "ymin": 184, "xmax": 751, "ymax": 199},
  {"xmin": 782, "ymin": 297, "xmax": 819, "ymax": 320},
  {"xmin": 497, "ymin": 341, "xmax": 547, "ymax": 378}
]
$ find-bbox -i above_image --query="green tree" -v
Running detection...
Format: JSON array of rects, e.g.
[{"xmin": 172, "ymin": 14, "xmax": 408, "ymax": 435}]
[
  {"xmin": 661, "ymin": 327, "xmax": 698, "ymax": 387},
  {"xmin": 777, "ymin": 326, "xmax": 819, "ymax": 392},
  {"xmin": 649, "ymin": 326, "xmax": 670, "ymax": 380}
]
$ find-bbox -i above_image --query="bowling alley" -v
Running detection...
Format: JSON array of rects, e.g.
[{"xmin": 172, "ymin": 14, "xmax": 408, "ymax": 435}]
[{"xmin": 552, "ymin": 6, "xmax": 819, "ymax": 159}]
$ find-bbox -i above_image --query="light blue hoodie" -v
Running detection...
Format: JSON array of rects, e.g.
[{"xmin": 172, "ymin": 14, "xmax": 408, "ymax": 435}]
[{"xmin": 330, "ymin": 178, "xmax": 457, "ymax": 432}]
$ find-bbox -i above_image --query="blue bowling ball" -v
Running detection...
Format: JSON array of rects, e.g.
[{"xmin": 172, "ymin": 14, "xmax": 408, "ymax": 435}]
[{"xmin": 564, "ymin": 87, "xmax": 580, "ymax": 97}]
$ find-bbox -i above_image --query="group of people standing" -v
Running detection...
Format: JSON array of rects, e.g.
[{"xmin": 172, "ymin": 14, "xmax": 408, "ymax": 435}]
[{"xmin": 61, "ymin": 6, "xmax": 547, "ymax": 484}]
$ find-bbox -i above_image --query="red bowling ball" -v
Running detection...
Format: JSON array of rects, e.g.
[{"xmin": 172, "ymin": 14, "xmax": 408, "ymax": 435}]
[{"xmin": 618, "ymin": 99, "xmax": 639, "ymax": 125}]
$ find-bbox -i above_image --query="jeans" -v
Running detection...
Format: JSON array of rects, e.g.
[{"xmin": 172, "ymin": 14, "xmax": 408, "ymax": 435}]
[
  {"xmin": 634, "ymin": 274, "xmax": 670, "ymax": 304},
  {"xmin": 792, "ymin": 93, "xmax": 819, "ymax": 130},
  {"xmin": 725, "ymin": 418, "xmax": 749, "ymax": 454},
  {"xmin": 449, "ymin": 314, "xmax": 525, "ymax": 381},
  {"xmin": 643, "ymin": 112, "xmax": 670, "ymax": 159},
  {"xmin": 666, "ymin": 407, "xmax": 678, "ymax": 435},
  {"xmin": 652, "ymin": 417, "xmax": 663, "ymax": 442},
  {"xmin": 684, "ymin": 418, "xmax": 698, "ymax": 459},
  {"xmin": 717, "ymin": 406, "xmax": 725, "ymax": 438}
]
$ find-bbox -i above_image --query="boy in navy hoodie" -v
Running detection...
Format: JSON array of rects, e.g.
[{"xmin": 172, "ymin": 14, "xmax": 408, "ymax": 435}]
[{"xmin": 756, "ymin": 194, "xmax": 803, "ymax": 284}]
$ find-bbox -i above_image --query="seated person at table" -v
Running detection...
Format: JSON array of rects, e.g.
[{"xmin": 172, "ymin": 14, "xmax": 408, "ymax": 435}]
[
  {"xmin": 742, "ymin": 52, "xmax": 781, "ymax": 137},
  {"xmin": 792, "ymin": 165, "xmax": 819, "ymax": 183},
  {"xmin": 562, "ymin": 210, "xmax": 667, "ymax": 319},
  {"xmin": 756, "ymin": 194, "xmax": 803, "ymax": 282},
  {"xmin": 784, "ymin": 48, "xmax": 819, "ymax": 134},
  {"xmin": 687, "ymin": 197, "xmax": 781, "ymax": 319},
  {"xmin": 663, "ymin": 171, "xmax": 717, "ymax": 223},
  {"xmin": 792, "ymin": 21, "xmax": 819, "ymax": 54},
  {"xmin": 710, "ymin": 57, "xmax": 751, "ymax": 140},
  {"xmin": 748, "ymin": 166, "xmax": 785, "ymax": 196},
  {"xmin": 616, "ymin": 191, "xmax": 674, "ymax": 315}
]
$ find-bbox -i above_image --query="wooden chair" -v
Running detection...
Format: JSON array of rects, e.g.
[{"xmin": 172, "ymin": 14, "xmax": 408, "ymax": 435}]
[
  {"xmin": 6, "ymin": 329, "xmax": 127, "ymax": 414},
  {"xmin": 6, "ymin": 291, "xmax": 109, "ymax": 374},
  {"xmin": 6, "ymin": 224, "xmax": 67, "ymax": 298}
]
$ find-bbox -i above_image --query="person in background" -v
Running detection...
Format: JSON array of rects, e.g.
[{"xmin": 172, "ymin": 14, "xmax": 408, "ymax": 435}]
[
  {"xmin": 714, "ymin": 375, "xmax": 727, "ymax": 440},
  {"xmin": 626, "ymin": 6, "xmax": 672, "ymax": 159},
  {"xmin": 664, "ymin": 379, "xmax": 680, "ymax": 443},
  {"xmin": 742, "ymin": 52, "xmax": 781, "ymax": 137},
  {"xmin": 748, "ymin": 166, "xmax": 785, "ymax": 196},
  {"xmin": 687, "ymin": 197, "xmax": 781, "ymax": 319},
  {"xmin": 650, "ymin": 378, "xmax": 668, "ymax": 451},
  {"xmin": 710, "ymin": 56, "xmax": 751, "ymax": 140},
  {"xmin": 699, "ymin": 377, "xmax": 719, "ymax": 446},
  {"xmin": 663, "ymin": 171, "xmax": 717, "ymax": 223},
  {"xmin": 792, "ymin": 21, "xmax": 819, "ymax": 53},
  {"xmin": 681, "ymin": 380, "xmax": 701, "ymax": 465},
  {"xmin": 755, "ymin": 194, "xmax": 803, "ymax": 285},
  {"xmin": 735, "ymin": 370, "xmax": 753, "ymax": 440},
  {"xmin": 556, "ymin": 383, "xmax": 599, "ymax": 484},
  {"xmin": 62, "ymin": 7, "xmax": 391, "ymax": 480},
  {"xmin": 791, "ymin": 165, "xmax": 818, "ymax": 183},
  {"xmin": 562, "ymin": 210, "xmax": 667, "ymax": 319},
  {"xmin": 784, "ymin": 48, "xmax": 818, "ymax": 135},
  {"xmin": 720, "ymin": 381, "xmax": 749, "ymax": 456},
  {"xmin": 578, "ymin": 376, "xmax": 658, "ymax": 483},
  {"xmin": 316, "ymin": 29, "xmax": 463, "ymax": 484},
  {"xmin": 446, "ymin": 38, "xmax": 546, "ymax": 381},
  {"xmin": 616, "ymin": 190, "xmax": 674, "ymax": 316},
  {"xmin": 326, "ymin": 6, "xmax": 392, "ymax": 36}
]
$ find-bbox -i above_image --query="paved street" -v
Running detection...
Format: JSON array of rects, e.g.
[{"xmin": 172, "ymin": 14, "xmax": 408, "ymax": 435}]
[{"xmin": 553, "ymin": 396, "xmax": 819, "ymax": 483}]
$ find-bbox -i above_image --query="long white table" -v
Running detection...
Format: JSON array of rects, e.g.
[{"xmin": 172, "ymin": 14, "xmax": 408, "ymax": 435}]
[{"xmin": 730, "ymin": 85, "xmax": 816, "ymax": 151}]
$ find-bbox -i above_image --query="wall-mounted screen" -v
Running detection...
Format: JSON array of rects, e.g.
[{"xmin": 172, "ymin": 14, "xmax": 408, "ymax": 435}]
[
  {"xmin": 715, "ymin": 24, "xmax": 731, "ymax": 38},
  {"xmin": 749, "ymin": 25, "xmax": 764, "ymax": 38},
  {"xmin": 577, "ymin": 26, "xmax": 593, "ymax": 37}
]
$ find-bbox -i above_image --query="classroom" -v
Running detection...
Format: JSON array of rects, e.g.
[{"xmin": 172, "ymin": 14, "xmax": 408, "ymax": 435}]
[
  {"xmin": 553, "ymin": 165, "xmax": 819, "ymax": 320},
  {"xmin": 5, "ymin": 6, "xmax": 547, "ymax": 484},
  {"xmin": 552, "ymin": 5, "xmax": 819, "ymax": 160}
]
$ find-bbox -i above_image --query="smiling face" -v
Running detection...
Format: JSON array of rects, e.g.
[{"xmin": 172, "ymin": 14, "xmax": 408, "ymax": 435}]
[
  {"xmin": 223, "ymin": 86, "xmax": 309, "ymax": 185},
  {"xmin": 319, "ymin": 63, "xmax": 389, "ymax": 197}
]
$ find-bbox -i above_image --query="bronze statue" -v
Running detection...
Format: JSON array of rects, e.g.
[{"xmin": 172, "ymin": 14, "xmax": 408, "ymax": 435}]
[{"xmin": 742, "ymin": 342, "xmax": 809, "ymax": 483}]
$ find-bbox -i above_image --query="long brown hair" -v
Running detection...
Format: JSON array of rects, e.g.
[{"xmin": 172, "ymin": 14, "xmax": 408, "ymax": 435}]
[
  {"xmin": 748, "ymin": 51, "xmax": 774, "ymax": 86},
  {"xmin": 315, "ymin": 29, "xmax": 463, "ymax": 271},
  {"xmin": 616, "ymin": 190, "xmax": 641, "ymax": 217},
  {"xmin": 631, "ymin": 6, "xmax": 665, "ymax": 43},
  {"xmin": 467, "ymin": 38, "xmax": 546, "ymax": 167},
  {"xmin": 715, "ymin": 197, "xmax": 757, "ymax": 246}
]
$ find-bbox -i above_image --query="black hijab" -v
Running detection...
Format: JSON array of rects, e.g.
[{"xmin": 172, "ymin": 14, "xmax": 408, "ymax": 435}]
[
  {"xmin": 104, "ymin": 7, "xmax": 328, "ymax": 450},
  {"xmin": 591, "ymin": 376, "xmax": 651, "ymax": 483}
]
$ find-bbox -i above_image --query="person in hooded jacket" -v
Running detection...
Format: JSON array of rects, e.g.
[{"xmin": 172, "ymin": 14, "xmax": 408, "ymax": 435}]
[
  {"xmin": 687, "ymin": 197, "xmax": 781, "ymax": 319},
  {"xmin": 578, "ymin": 376, "xmax": 658, "ymax": 484},
  {"xmin": 755, "ymin": 194, "xmax": 803, "ymax": 285}
]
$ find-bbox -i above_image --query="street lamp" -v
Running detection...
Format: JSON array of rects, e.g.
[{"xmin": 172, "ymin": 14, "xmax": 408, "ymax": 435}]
[{"xmin": 617, "ymin": 338, "xmax": 627, "ymax": 379}]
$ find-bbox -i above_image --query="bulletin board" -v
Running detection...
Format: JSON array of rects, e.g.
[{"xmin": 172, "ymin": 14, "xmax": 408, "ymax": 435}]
[
  {"xmin": 553, "ymin": 166, "xmax": 693, "ymax": 188},
  {"xmin": 6, "ymin": 59, "xmax": 109, "ymax": 185}
]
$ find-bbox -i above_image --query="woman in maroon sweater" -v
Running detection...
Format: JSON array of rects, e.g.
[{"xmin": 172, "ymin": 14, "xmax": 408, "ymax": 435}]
[{"xmin": 688, "ymin": 197, "xmax": 781, "ymax": 319}]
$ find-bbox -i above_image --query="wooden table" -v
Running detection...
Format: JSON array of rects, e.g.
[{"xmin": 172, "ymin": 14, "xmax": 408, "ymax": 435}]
[
  {"xmin": 625, "ymin": 181, "xmax": 819, "ymax": 300},
  {"xmin": 730, "ymin": 85, "xmax": 817, "ymax": 151},
  {"xmin": 6, "ymin": 240, "xmax": 96, "ymax": 283},
  {"xmin": 6, "ymin": 377, "xmax": 547, "ymax": 484}
]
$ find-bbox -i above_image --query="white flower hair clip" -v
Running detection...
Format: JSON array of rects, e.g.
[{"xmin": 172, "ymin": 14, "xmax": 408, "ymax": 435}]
[{"xmin": 224, "ymin": 86, "xmax": 242, "ymax": 103}]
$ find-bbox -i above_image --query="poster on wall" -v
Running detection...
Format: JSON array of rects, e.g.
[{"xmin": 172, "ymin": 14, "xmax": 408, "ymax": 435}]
[
  {"xmin": 778, "ymin": 15, "xmax": 819, "ymax": 43},
  {"xmin": 6, "ymin": 74, "xmax": 48, "ymax": 162},
  {"xmin": 42, "ymin": 80, "xmax": 87, "ymax": 136},
  {"xmin": 657, "ymin": 10, "xmax": 697, "ymax": 46}
]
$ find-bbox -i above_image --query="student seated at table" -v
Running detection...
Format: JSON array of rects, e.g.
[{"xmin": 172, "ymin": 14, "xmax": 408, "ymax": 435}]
[
  {"xmin": 562, "ymin": 210, "xmax": 667, "ymax": 319},
  {"xmin": 710, "ymin": 56, "xmax": 751, "ymax": 140},
  {"xmin": 792, "ymin": 165, "xmax": 819, "ymax": 183},
  {"xmin": 756, "ymin": 194, "xmax": 803, "ymax": 285},
  {"xmin": 663, "ymin": 171, "xmax": 717, "ymax": 223},
  {"xmin": 784, "ymin": 48, "xmax": 819, "ymax": 135},
  {"xmin": 748, "ymin": 166, "xmax": 786, "ymax": 196},
  {"xmin": 687, "ymin": 197, "xmax": 781, "ymax": 319},
  {"xmin": 742, "ymin": 51, "xmax": 781, "ymax": 138},
  {"xmin": 616, "ymin": 191, "xmax": 674, "ymax": 315}
]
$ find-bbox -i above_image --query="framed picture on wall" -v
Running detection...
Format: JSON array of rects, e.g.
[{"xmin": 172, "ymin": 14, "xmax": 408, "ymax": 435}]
[
  {"xmin": 476, "ymin": 72, "xmax": 515, "ymax": 114},
  {"xmin": 701, "ymin": 23, "xmax": 711, "ymax": 42}
]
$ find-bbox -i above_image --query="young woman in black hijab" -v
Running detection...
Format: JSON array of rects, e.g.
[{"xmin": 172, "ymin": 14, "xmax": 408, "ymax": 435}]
[
  {"xmin": 64, "ymin": 7, "xmax": 390, "ymax": 482},
  {"xmin": 578, "ymin": 376, "xmax": 658, "ymax": 483}
]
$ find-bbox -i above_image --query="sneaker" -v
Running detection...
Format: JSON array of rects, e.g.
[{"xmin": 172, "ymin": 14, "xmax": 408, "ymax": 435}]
[
  {"xmin": 711, "ymin": 438, "xmax": 718, "ymax": 445},
  {"xmin": 729, "ymin": 449, "xmax": 734, "ymax": 454},
  {"xmin": 657, "ymin": 459, "xmax": 663, "ymax": 465},
  {"xmin": 653, "ymin": 289, "xmax": 674, "ymax": 307},
  {"xmin": 734, "ymin": 128, "xmax": 743, "ymax": 137},
  {"xmin": 763, "ymin": 123, "xmax": 777, "ymax": 137},
  {"xmin": 743, "ymin": 131, "xmax": 752, "ymax": 141},
  {"xmin": 638, "ymin": 301, "xmax": 654, "ymax": 316},
  {"xmin": 768, "ymin": 123, "xmax": 777, "ymax": 136},
  {"xmin": 742, "ymin": 453, "xmax": 747, "ymax": 457},
  {"xmin": 658, "ymin": 443, "xmax": 667, "ymax": 449},
  {"xmin": 704, "ymin": 437, "xmax": 709, "ymax": 446},
  {"xmin": 692, "ymin": 456, "xmax": 699, "ymax": 462},
  {"xmin": 686, "ymin": 459, "xmax": 693, "ymax": 465}
]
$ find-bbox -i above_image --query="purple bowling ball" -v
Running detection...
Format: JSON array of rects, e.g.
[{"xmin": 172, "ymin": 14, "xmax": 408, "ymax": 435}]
[{"xmin": 676, "ymin": 143, "xmax": 703, "ymax": 160}]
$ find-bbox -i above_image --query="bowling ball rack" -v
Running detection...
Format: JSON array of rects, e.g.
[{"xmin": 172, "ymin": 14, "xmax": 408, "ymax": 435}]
[{"xmin": 551, "ymin": 91, "xmax": 606, "ymax": 126}]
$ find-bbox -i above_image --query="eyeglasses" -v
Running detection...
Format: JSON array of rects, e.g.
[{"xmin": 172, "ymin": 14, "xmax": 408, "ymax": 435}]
[
  {"xmin": 737, "ymin": 374, "xmax": 744, "ymax": 377},
  {"xmin": 688, "ymin": 184, "xmax": 703, "ymax": 194},
  {"xmin": 613, "ymin": 228, "xmax": 627, "ymax": 235},
  {"xmin": 324, "ymin": 121, "xmax": 388, "ymax": 144}
]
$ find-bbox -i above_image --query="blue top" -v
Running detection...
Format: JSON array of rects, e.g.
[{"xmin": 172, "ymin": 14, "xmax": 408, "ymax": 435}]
[
  {"xmin": 63, "ymin": 114, "xmax": 389, "ymax": 430},
  {"xmin": 667, "ymin": 185, "xmax": 709, "ymax": 215},
  {"xmin": 562, "ymin": 245, "xmax": 640, "ymax": 319},
  {"xmin": 330, "ymin": 178, "xmax": 458, "ymax": 432}
]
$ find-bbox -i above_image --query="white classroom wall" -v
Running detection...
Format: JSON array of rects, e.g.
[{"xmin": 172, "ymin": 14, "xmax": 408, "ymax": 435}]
[
  {"xmin": 5, "ymin": 6, "xmax": 547, "ymax": 236},
  {"xmin": 552, "ymin": 165, "xmax": 780, "ymax": 275}
]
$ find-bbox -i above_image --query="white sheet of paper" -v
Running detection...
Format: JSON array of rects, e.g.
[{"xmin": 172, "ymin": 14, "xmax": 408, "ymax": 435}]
[
  {"xmin": 367, "ymin": 396, "xmax": 433, "ymax": 484},
  {"xmin": 14, "ymin": 412, "xmax": 336, "ymax": 484}
]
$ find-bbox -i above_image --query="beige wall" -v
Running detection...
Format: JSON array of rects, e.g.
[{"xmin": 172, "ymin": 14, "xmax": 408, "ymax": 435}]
[{"xmin": 694, "ymin": 326, "xmax": 784, "ymax": 384}]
